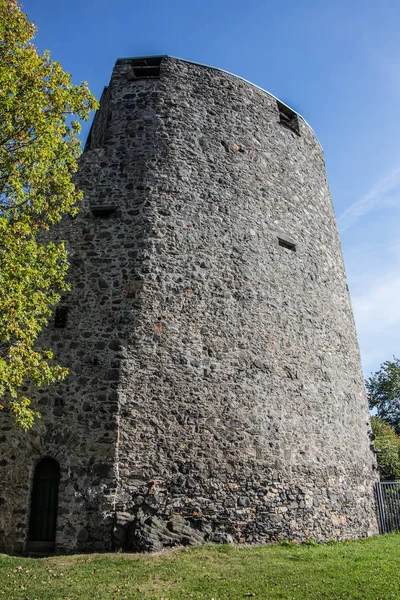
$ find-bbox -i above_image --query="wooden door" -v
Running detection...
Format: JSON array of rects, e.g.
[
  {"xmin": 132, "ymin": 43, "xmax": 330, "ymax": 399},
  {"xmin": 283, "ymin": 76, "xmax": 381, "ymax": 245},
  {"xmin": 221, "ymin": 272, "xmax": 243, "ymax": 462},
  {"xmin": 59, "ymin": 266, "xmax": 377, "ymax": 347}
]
[{"xmin": 28, "ymin": 458, "xmax": 60, "ymax": 542}]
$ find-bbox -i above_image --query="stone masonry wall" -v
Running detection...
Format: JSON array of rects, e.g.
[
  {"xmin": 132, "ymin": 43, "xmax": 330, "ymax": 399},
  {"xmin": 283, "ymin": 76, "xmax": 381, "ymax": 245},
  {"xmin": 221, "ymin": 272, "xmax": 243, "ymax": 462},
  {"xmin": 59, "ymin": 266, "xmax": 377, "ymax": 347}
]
[{"xmin": 0, "ymin": 56, "xmax": 379, "ymax": 553}]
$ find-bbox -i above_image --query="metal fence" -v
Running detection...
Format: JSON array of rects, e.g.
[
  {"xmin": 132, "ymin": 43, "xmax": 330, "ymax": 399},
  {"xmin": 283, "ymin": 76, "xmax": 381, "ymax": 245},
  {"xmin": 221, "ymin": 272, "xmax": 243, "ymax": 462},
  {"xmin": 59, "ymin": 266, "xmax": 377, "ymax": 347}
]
[{"xmin": 375, "ymin": 481, "xmax": 400, "ymax": 533}]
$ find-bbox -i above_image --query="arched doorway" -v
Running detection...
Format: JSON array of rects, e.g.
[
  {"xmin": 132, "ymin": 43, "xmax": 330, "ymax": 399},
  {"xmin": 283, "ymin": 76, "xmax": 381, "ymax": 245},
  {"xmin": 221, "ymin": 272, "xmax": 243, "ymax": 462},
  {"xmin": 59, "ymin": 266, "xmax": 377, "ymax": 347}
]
[{"xmin": 28, "ymin": 458, "xmax": 60, "ymax": 548}]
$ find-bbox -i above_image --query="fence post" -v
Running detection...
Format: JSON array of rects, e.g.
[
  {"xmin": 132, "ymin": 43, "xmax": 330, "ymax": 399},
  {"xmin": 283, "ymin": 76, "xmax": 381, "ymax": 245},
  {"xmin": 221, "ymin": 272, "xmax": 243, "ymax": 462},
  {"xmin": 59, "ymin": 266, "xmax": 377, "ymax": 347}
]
[{"xmin": 375, "ymin": 482, "xmax": 386, "ymax": 533}]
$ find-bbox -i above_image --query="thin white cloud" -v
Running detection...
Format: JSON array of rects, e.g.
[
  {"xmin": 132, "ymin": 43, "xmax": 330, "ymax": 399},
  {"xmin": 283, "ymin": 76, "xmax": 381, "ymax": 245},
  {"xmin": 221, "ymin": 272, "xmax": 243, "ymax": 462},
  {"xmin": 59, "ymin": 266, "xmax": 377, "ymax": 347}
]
[
  {"xmin": 353, "ymin": 276, "xmax": 400, "ymax": 334},
  {"xmin": 338, "ymin": 166, "xmax": 400, "ymax": 232},
  {"xmin": 351, "ymin": 265, "xmax": 400, "ymax": 374}
]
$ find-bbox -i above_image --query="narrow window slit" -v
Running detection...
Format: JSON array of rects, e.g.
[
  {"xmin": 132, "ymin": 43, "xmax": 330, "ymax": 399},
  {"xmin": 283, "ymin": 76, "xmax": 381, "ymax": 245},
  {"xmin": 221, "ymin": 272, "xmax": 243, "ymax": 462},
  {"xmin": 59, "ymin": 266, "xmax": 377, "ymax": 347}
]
[
  {"xmin": 278, "ymin": 238, "xmax": 296, "ymax": 252},
  {"xmin": 54, "ymin": 307, "xmax": 68, "ymax": 328},
  {"xmin": 91, "ymin": 206, "xmax": 117, "ymax": 218},
  {"xmin": 277, "ymin": 101, "xmax": 300, "ymax": 136},
  {"xmin": 131, "ymin": 57, "xmax": 162, "ymax": 79}
]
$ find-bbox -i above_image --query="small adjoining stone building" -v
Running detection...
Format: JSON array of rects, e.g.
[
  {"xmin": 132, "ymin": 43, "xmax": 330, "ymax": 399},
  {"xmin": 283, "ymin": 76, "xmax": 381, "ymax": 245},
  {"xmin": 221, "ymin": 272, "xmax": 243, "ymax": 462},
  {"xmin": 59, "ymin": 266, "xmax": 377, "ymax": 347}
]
[{"xmin": 0, "ymin": 56, "xmax": 379, "ymax": 554}]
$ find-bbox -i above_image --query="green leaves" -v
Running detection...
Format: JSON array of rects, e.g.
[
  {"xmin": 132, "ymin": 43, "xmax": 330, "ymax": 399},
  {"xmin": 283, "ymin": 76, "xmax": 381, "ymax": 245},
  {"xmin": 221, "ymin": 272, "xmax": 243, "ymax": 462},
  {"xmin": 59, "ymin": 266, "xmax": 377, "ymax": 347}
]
[
  {"xmin": 367, "ymin": 357, "xmax": 400, "ymax": 436},
  {"xmin": 367, "ymin": 358, "xmax": 400, "ymax": 480},
  {"xmin": 0, "ymin": 0, "xmax": 98, "ymax": 428},
  {"xmin": 371, "ymin": 417, "xmax": 400, "ymax": 481}
]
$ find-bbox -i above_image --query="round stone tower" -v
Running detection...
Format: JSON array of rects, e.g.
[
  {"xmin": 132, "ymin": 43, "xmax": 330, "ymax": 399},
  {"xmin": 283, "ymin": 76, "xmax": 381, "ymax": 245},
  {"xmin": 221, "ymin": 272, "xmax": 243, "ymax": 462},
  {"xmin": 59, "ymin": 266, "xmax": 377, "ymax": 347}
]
[{"xmin": 0, "ymin": 56, "xmax": 378, "ymax": 553}]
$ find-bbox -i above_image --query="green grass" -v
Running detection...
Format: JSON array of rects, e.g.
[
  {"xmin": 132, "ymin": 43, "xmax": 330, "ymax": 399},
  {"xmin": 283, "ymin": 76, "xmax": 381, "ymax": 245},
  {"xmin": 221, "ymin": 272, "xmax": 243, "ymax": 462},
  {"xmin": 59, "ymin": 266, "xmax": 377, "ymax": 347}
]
[{"xmin": 1, "ymin": 534, "xmax": 400, "ymax": 599}]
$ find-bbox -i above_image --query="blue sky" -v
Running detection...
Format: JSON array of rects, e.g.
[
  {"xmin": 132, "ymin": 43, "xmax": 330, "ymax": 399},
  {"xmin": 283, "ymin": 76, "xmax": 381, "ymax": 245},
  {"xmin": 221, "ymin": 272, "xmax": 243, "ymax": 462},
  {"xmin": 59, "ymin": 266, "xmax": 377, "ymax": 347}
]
[{"xmin": 23, "ymin": 0, "xmax": 400, "ymax": 376}]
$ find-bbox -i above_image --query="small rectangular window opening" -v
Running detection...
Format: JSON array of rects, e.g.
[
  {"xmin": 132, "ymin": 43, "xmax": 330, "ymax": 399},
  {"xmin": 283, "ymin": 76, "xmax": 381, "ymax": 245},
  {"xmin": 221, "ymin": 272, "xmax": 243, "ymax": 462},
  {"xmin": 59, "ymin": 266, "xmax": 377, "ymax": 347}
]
[
  {"xmin": 278, "ymin": 238, "xmax": 296, "ymax": 252},
  {"xmin": 91, "ymin": 206, "xmax": 117, "ymax": 218},
  {"xmin": 54, "ymin": 307, "xmax": 68, "ymax": 328},
  {"xmin": 132, "ymin": 57, "xmax": 162, "ymax": 79},
  {"xmin": 277, "ymin": 101, "xmax": 300, "ymax": 136}
]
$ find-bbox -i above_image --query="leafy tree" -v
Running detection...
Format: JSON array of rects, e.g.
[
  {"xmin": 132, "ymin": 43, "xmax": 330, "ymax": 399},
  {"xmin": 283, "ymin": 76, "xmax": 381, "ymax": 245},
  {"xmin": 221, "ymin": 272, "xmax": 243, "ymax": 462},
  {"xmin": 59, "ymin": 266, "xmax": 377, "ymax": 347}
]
[
  {"xmin": 366, "ymin": 357, "xmax": 400, "ymax": 436},
  {"xmin": 0, "ymin": 0, "xmax": 97, "ymax": 429},
  {"xmin": 371, "ymin": 417, "xmax": 400, "ymax": 481}
]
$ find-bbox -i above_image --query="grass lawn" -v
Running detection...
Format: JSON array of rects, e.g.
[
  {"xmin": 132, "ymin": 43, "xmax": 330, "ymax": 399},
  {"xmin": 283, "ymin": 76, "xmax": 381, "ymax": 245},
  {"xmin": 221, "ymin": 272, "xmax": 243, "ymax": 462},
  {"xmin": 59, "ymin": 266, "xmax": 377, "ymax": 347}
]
[{"xmin": 0, "ymin": 534, "xmax": 399, "ymax": 600}]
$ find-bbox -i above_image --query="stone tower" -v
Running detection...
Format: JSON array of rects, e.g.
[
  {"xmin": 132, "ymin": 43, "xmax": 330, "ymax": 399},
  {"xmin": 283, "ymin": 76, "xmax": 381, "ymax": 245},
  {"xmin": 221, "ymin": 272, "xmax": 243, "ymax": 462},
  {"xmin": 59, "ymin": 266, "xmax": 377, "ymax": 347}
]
[{"xmin": 0, "ymin": 56, "xmax": 379, "ymax": 554}]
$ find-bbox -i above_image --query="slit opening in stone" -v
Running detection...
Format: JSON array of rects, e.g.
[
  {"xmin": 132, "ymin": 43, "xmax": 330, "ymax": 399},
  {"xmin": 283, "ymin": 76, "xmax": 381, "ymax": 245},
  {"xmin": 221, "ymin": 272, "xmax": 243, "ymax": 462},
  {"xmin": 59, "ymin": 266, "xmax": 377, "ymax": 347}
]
[
  {"xmin": 277, "ymin": 101, "xmax": 300, "ymax": 135},
  {"xmin": 132, "ymin": 57, "xmax": 162, "ymax": 79},
  {"xmin": 278, "ymin": 238, "xmax": 296, "ymax": 252},
  {"xmin": 91, "ymin": 206, "xmax": 118, "ymax": 218}
]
